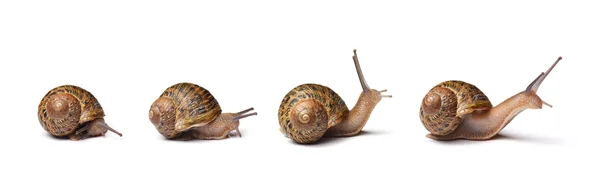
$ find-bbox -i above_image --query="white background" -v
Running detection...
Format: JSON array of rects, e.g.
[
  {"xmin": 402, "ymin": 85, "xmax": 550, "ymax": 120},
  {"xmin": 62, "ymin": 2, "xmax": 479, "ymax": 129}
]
[{"xmin": 0, "ymin": 1, "xmax": 598, "ymax": 180}]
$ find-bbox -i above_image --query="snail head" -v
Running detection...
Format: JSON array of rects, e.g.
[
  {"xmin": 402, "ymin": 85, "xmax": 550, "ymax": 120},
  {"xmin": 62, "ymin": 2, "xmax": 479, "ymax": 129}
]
[
  {"xmin": 231, "ymin": 107, "xmax": 257, "ymax": 137},
  {"xmin": 211, "ymin": 107, "xmax": 257, "ymax": 137}
]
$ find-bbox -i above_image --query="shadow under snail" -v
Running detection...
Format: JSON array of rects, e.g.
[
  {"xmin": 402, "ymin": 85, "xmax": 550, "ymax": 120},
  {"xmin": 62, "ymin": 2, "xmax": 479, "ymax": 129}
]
[
  {"xmin": 149, "ymin": 82, "xmax": 257, "ymax": 140},
  {"xmin": 419, "ymin": 56, "xmax": 562, "ymax": 140},
  {"xmin": 38, "ymin": 85, "xmax": 122, "ymax": 140},
  {"xmin": 278, "ymin": 49, "xmax": 391, "ymax": 144}
]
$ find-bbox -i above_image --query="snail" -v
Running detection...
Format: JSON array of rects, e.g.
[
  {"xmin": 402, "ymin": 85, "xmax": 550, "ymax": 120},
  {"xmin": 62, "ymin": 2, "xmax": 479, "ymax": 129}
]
[
  {"xmin": 419, "ymin": 57, "xmax": 562, "ymax": 140},
  {"xmin": 278, "ymin": 49, "xmax": 391, "ymax": 144},
  {"xmin": 38, "ymin": 85, "xmax": 122, "ymax": 140},
  {"xmin": 149, "ymin": 82, "xmax": 257, "ymax": 140}
]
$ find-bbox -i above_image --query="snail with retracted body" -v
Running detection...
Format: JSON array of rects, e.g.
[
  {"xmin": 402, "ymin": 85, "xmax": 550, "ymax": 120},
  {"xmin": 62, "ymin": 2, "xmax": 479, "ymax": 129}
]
[
  {"xmin": 419, "ymin": 57, "xmax": 562, "ymax": 140},
  {"xmin": 149, "ymin": 82, "xmax": 257, "ymax": 140},
  {"xmin": 38, "ymin": 85, "xmax": 122, "ymax": 140},
  {"xmin": 278, "ymin": 49, "xmax": 391, "ymax": 144}
]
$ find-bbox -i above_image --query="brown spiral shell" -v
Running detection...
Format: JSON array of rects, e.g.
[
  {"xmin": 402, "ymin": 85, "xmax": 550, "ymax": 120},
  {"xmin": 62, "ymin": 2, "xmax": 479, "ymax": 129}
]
[
  {"xmin": 419, "ymin": 80, "xmax": 493, "ymax": 136},
  {"xmin": 38, "ymin": 85, "xmax": 105, "ymax": 137},
  {"xmin": 149, "ymin": 82, "xmax": 222, "ymax": 139},
  {"xmin": 278, "ymin": 83, "xmax": 349, "ymax": 143}
]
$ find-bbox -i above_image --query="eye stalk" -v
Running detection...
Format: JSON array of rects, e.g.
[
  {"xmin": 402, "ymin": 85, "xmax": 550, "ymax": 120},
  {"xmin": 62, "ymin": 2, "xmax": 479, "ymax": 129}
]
[
  {"xmin": 379, "ymin": 89, "xmax": 392, "ymax": 98},
  {"xmin": 526, "ymin": 56, "xmax": 562, "ymax": 93},
  {"xmin": 233, "ymin": 107, "xmax": 257, "ymax": 120},
  {"xmin": 353, "ymin": 49, "xmax": 391, "ymax": 98},
  {"xmin": 525, "ymin": 56, "xmax": 562, "ymax": 108},
  {"xmin": 353, "ymin": 49, "xmax": 370, "ymax": 92}
]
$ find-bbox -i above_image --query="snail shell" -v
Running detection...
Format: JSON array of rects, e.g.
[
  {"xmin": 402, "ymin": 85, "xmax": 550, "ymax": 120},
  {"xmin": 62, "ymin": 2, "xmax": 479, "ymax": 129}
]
[
  {"xmin": 278, "ymin": 83, "xmax": 349, "ymax": 144},
  {"xmin": 149, "ymin": 82, "xmax": 222, "ymax": 139},
  {"xmin": 37, "ymin": 85, "xmax": 110, "ymax": 139},
  {"xmin": 419, "ymin": 80, "xmax": 492, "ymax": 136}
]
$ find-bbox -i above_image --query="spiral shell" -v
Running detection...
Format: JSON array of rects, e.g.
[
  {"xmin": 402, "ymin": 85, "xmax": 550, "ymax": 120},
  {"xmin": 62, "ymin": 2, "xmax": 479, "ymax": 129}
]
[
  {"xmin": 278, "ymin": 83, "xmax": 349, "ymax": 143},
  {"xmin": 149, "ymin": 82, "xmax": 222, "ymax": 139},
  {"xmin": 419, "ymin": 80, "xmax": 492, "ymax": 136},
  {"xmin": 38, "ymin": 85, "xmax": 105, "ymax": 137}
]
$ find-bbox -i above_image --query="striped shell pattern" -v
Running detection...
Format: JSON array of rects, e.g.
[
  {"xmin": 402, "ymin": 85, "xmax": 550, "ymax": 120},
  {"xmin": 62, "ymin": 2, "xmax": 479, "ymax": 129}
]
[
  {"xmin": 419, "ymin": 80, "xmax": 492, "ymax": 136},
  {"xmin": 278, "ymin": 83, "xmax": 349, "ymax": 143},
  {"xmin": 38, "ymin": 85, "xmax": 105, "ymax": 137},
  {"xmin": 149, "ymin": 82, "xmax": 222, "ymax": 139}
]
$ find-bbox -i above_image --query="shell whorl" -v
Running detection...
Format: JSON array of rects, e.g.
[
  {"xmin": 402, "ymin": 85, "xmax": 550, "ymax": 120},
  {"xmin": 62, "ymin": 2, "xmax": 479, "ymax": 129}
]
[
  {"xmin": 278, "ymin": 84, "xmax": 349, "ymax": 143},
  {"xmin": 149, "ymin": 97, "xmax": 177, "ymax": 138},
  {"xmin": 38, "ymin": 85, "xmax": 104, "ymax": 136},
  {"xmin": 149, "ymin": 82, "xmax": 222, "ymax": 139},
  {"xmin": 419, "ymin": 81, "xmax": 492, "ymax": 136}
]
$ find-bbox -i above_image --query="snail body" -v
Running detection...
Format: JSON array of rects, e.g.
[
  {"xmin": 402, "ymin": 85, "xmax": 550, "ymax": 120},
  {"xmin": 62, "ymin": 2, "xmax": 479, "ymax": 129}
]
[
  {"xmin": 420, "ymin": 57, "xmax": 562, "ymax": 140},
  {"xmin": 38, "ymin": 85, "xmax": 122, "ymax": 140},
  {"xmin": 278, "ymin": 50, "xmax": 391, "ymax": 144},
  {"xmin": 149, "ymin": 82, "xmax": 256, "ymax": 140}
]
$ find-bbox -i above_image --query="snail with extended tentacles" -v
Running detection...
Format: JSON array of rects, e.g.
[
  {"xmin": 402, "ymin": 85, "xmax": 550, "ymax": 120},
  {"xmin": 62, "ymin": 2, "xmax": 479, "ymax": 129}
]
[
  {"xmin": 149, "ymin": 82, "xmax": 257, "ymax": 140},
  {"xmin": 38, "ymin": 85, "xmax": 122, "ymax": 140},
  {"xmin": 419, "ymin": 57, "xmax": 562, "ymax": 140},
  {"xmin": 278, "ymin": 49, "xmax": 391, "ymax": 144}
]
